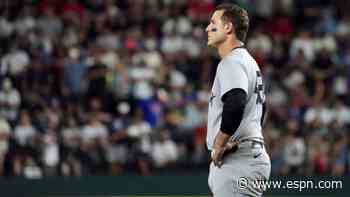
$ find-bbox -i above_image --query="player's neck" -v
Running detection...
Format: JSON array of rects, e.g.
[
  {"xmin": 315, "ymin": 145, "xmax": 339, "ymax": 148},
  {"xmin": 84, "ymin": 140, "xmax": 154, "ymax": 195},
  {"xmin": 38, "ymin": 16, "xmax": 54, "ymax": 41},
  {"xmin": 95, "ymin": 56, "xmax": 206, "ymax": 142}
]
[{"xmin": 218, "ymin": 38, "xmax": 242, "ymax": 59}]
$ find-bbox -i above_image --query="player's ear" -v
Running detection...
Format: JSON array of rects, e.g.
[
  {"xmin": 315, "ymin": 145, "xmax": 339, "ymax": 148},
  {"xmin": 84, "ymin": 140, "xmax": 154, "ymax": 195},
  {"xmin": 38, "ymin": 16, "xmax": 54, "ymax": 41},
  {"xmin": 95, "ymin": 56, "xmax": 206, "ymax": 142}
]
[{"xmin": 224, "ymin": 21, "xmax": 234, "ymax": 34}]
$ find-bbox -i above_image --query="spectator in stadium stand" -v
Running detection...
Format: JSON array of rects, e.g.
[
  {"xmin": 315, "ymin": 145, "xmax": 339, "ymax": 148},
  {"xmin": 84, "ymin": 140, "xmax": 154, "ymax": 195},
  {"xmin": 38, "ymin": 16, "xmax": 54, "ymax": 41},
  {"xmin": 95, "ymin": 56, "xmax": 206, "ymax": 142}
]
[
  {"xmin": 0, "ymin": 78, "xmax": 21, "ymax": 124},
  {"xmin": 282, "ymin": 119, "xmax": 306, "ymax": 175},
  {"xmin": 80, "ymin": 113, "xmax": 109, "ymax": 175},
  {"xmin": 108, "ymin": 102, "xmax": 132, "ymax": 175},
  {"xmin": 151, "ymin": 128, "xmax": 178, "ymax": 168},
  {"xmin": 12, "ymin": 110, "xmax": 40, "ymax": 176},
  {"xmin": 0, "ymin": 117, "xmax": 10, "ymax": 176},
  {"xmin": 60, "ymin": 116, "xmax": 82, "ymax": 177},
  {"xmin": 110, "ymin": 108, "xmax": 152, "ymax": 175}
]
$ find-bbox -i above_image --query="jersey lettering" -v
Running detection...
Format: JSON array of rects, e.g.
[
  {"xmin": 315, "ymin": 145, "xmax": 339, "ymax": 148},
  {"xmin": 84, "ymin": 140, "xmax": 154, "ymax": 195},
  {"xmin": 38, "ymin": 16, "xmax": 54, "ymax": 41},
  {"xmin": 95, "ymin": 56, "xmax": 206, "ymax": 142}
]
[{"xmin": 254, "ymin": 71, "xmax": 264, "ymax": 104}]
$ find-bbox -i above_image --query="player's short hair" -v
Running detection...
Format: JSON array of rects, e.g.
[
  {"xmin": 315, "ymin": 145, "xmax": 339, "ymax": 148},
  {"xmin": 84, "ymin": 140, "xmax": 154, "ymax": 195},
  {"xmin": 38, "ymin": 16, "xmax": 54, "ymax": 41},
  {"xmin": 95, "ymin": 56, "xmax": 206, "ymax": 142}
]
[{"xmin": 215, "ymin": 3, "xmax": 249, "ymax": 42}]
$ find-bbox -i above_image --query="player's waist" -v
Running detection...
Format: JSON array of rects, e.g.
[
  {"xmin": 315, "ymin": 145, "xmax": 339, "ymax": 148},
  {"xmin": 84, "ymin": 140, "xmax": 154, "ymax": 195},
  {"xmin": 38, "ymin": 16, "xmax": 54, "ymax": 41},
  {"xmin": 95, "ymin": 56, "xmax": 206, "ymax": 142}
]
[
  {"xmin": 237, "ymin": 136, "xmax": 264, "ymax": 144},
  {"xmin": 216, "ymin": 138, "xmax": 265, "ymax": 156},
  {"xmin": 206, "ymin": 129, "xmax": 263, "ymax": 150},
  {"xmin": 239, "ymin": 138, "xmax": 265, "ymax": 149}
]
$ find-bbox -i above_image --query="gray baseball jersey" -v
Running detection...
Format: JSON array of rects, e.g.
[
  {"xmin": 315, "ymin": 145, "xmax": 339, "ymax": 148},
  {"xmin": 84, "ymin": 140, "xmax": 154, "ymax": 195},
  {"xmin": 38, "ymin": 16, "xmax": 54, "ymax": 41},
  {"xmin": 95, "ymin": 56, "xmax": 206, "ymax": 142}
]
[{"xmin": 206, "ymin": 47, "xmax": 265, "ymax": 150}]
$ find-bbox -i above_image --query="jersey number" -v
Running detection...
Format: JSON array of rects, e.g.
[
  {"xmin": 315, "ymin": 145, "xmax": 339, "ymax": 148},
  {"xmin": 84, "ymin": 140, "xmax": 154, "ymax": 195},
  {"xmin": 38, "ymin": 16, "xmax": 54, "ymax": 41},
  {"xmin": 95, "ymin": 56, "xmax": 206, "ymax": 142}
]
[{"xmin": 254, "ymin": 71, "xmax": 264, "ymax": 104}]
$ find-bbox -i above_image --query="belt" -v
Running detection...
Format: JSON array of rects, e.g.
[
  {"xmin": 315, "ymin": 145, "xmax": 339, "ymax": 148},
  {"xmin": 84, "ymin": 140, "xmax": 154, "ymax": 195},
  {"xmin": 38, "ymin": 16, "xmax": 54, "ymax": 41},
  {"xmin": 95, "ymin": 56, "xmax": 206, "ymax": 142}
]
[
  {"xmin": 223, "ymin": 139, "xmax": 264, "ymax": 156},
  {"xmin": 240, "ymin": 139, "xmax": 265, "ymax": 148}
]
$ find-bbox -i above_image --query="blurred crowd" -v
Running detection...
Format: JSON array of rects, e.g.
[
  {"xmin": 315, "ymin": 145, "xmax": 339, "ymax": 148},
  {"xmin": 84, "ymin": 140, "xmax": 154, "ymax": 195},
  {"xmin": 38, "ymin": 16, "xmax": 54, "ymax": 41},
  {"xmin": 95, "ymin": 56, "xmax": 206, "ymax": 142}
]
[{"xmin": 0, "ymin": 0, "xmax": 350, "ymax": 178}]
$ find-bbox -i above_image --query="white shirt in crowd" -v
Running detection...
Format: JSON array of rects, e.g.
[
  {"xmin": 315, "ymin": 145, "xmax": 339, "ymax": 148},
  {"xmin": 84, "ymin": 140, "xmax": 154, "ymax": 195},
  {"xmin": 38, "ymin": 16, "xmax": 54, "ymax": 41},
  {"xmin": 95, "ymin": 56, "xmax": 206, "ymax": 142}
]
[
  {"xmin": 152, "ymin": 139, "xmax": 178, "ymax": 167},
  {"xmin": 283, "ymin": 137, "xmax": 306, "ymax": 166},
  {"xmin": 81, "ymin": 123, "xmax": 108, "ymax": 144},
  {"xmin": 290, "ymin": 34, "xmax": 315, "ymax": 62},
  {"xmin": 0, "ymin": 49, "xmax": 30, "ymax": 75},
  {"xmin": 304, "ymin": 105, "xmax": 334, "ymax": 126},
  {"xmin": 42, "ymin": 132, "xmax": 59, "ymax": 167},
  {"xmin": 127, "ymin": 121, "xmax": 152, "ymax": 153},
  {"xmin": 0, "ymin": 88, "xmax": 21, "ymax": 121},
  {"xmin": 14, "ymin": 125, "xmax": 36, "ymax": 146}
]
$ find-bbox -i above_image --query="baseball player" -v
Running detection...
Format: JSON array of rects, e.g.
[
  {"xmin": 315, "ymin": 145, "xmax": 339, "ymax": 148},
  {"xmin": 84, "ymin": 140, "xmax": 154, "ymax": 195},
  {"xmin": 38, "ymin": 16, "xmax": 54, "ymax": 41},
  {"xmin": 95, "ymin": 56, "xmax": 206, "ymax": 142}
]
[{"xmin": 206, "ymin": 3, "xmax": 271, "ymax": 197}]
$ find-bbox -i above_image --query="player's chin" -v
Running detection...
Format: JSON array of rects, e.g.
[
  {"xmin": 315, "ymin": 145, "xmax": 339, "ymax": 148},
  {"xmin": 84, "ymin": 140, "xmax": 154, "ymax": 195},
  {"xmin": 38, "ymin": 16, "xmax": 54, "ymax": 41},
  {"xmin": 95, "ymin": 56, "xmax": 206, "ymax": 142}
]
[{"xmin": 207, "ymin": 41, "xmax": 216, "ymax": 48}]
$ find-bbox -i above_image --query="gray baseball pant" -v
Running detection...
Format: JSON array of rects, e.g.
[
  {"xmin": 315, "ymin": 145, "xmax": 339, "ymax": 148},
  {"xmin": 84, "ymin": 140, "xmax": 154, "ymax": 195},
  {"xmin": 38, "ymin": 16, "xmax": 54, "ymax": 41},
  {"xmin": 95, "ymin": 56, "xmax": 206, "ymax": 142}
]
[{"xmin": 208, "ymin": 140, "xmax": 271, "ymax": 197}]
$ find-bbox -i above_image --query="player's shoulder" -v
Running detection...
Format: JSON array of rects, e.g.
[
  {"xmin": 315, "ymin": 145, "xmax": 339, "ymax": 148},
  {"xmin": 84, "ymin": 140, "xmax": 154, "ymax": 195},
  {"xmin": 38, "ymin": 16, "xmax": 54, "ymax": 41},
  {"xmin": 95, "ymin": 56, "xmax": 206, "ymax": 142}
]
[
  {"xmin": 219, "ymin": 49, "xmax": 250, "ymax": 70},
  {"xmin": 233, "ymin": 48, "xmax": 259, "ymax": 68},
  {"xmin": 220, "ymin": 50, "xmax": 242, "ymax": 66}
]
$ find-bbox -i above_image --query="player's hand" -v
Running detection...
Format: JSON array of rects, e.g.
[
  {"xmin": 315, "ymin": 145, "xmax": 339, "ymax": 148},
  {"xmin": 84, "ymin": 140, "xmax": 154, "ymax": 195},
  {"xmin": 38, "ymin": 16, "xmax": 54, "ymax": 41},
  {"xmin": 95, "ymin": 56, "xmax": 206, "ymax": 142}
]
[
  {"xmin": 211, "ymin": 146, "xmax": 226, "ymax": 167},
  {"xmin": 212, "ymin": 131, "xmax": 231, "ymax": 167}
]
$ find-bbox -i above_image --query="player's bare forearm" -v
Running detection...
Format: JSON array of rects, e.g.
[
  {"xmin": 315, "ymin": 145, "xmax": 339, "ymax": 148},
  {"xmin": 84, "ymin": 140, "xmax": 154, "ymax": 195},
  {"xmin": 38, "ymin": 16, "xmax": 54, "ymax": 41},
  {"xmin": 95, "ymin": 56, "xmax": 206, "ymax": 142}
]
[
  {"xmin": 212, "ymin": 131, "xmax": 231, "ymax": 167},
  {"xmin": 214, "ymin": 131, "xmax": 231, "ymax": 149}
]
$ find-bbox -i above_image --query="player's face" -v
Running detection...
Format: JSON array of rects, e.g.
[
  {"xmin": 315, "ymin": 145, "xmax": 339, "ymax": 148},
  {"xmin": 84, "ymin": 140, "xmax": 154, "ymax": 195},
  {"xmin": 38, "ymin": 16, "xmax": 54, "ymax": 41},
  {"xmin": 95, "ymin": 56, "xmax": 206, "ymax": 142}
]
[{"xmin": 206, "ymin": 10, "xmax": 227, "ymax": 48}]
